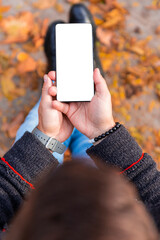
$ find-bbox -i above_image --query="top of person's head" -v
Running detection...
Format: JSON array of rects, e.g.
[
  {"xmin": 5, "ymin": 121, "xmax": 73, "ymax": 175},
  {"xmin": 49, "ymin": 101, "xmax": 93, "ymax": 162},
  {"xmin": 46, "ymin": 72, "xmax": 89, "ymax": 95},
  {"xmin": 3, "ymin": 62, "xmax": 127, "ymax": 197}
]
[{"xmin": 4, "ymin": 160, "xmax": 158, "ymax": 240}]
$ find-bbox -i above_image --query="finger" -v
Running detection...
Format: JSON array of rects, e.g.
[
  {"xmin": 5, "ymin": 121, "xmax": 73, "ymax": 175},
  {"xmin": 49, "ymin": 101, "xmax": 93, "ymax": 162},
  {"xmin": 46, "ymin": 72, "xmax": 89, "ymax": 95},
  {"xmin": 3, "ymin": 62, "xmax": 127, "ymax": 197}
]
[
  {"xmin": 48, "ymin": 86, "xmax": 57, "ymax": 97},
  {"xmin": 93, "ymin": 68, "xmax": 110, "ymax": 97},
  {"xmin": 41, "ymin": 75, "xmax": 53, "ymax": 103},
  {"xmin": 52, "ymin": 100, "xmax": 69, "ymax": 115},
  {"xmin": 48, "ymin": 71, "xmax": 56, "ymax": 81}
]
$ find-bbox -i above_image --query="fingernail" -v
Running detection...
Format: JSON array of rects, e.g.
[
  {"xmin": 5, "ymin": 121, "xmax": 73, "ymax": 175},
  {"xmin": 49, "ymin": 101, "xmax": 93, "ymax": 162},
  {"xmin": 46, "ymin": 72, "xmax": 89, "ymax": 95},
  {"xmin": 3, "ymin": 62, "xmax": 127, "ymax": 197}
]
[{"xmin": 44, "ymin": 74, "xmax": 48, "ymax": 82}]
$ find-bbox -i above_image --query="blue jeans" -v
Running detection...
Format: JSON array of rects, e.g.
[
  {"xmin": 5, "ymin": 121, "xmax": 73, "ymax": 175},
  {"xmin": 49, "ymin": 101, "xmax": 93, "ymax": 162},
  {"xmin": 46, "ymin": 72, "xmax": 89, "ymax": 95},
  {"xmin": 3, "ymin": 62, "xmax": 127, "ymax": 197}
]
[{"xmin": 15, "ymin": 99, "xmax": 95, "ymax": 165}]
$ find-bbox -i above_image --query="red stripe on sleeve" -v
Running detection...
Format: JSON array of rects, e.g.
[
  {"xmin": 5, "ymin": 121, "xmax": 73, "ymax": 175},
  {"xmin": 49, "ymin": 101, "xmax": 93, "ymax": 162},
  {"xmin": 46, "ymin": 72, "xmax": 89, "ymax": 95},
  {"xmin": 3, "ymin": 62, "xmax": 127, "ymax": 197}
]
[
  {"xmin": 119, "ymin": 153, "xmax": 144, "ymax": 174},
  {"xmin": 0, "ymin": 157, "xmax": 35, "ymax": 189}
]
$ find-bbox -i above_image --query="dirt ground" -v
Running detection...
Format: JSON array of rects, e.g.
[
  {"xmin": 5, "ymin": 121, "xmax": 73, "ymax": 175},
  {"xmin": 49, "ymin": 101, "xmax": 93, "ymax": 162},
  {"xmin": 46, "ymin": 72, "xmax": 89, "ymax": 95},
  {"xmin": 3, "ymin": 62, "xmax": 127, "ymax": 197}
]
[{"xmin": 0, "ymin": 0, "xmax": 160, "ymax": 165}]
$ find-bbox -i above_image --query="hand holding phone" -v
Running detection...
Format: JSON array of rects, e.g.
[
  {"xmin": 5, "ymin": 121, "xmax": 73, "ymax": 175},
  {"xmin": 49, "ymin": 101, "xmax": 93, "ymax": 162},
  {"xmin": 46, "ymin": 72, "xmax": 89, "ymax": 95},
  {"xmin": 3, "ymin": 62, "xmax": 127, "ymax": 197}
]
[{"xmin": 49, "ymin": 68, "xmax": 115, "ymax": 139}]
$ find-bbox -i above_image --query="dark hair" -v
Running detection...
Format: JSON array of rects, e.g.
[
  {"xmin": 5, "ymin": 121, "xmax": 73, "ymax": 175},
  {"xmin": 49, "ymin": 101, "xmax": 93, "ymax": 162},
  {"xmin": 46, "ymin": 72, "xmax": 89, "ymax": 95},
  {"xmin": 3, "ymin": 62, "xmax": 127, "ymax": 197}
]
[{"xmin": 4, "ymin": 160, "xmax": 158, "ymax": 240}]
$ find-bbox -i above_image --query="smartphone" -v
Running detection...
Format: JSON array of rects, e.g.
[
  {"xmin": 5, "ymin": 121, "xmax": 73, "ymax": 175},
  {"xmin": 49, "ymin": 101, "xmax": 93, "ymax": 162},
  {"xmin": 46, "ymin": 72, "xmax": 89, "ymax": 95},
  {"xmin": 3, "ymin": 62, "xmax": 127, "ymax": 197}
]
[{"xmin": 56, "ymin": 23, "xmax": 94, "ymax": 102}]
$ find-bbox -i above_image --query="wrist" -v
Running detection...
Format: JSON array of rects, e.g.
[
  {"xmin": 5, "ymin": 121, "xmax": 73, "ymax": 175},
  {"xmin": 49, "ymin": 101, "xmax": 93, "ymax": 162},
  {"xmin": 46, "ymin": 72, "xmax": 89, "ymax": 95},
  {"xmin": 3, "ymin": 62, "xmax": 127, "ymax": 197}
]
[
  {"xmin": 37, "ymin": 125, "xmax": 60, "ymax": 142},
  {"xmin": 32, "ymin": 127, "xmax": 66, "ymax": 154},
  {"xmin": 94, "ymin": 122, "xmax": 121, "ymax": 143},
  {"xmin": 90, "ymin": 120, "xmax": 115, "ymax": 139}
]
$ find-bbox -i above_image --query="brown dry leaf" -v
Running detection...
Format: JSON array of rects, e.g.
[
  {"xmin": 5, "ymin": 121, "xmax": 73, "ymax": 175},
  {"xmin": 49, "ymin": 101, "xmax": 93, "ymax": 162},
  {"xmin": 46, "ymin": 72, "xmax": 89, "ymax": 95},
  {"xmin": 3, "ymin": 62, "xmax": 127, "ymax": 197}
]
[
  {"xmin": 0, "ymin": 12, "xmax": 34, "ymax": 44},
  {"xmin": 0, "ymin": 52, "xmax": 10, "ymax": 71},
  {"xmin": 64, "ymin": 149, "xmax": 71, "ymax": 162},
  {"xmin": 2, "ymin": 112, "xmax": 25, "ymax": 138},
  {"xmin": 155, "ymin": 26, "xmax": 160, "ymax": 34},
  {"xmin": 22, "ymin": 72, "xmax": 39, "ymax": 90},
  {"xmin": 17, "ymin": 56, "xmax": 37, "ymax": 74},
  {"xmin": 34, "ymin": 38, "xmax": 44, "ymax": 48},
  {"xmin": 33, "ymin": 0, "xmax": 56, "ymax": 9},
  {"xmin": 102, "ymin": 15, "xmax": 123, "ymax": 28},
  {"xmin": 1, "ymin": 68, "xmax": 26, "ymax": 100},
  {"xmin": 127, "ymin": 46, "xmax": 144, "ymax": 56},
  {"xmin": 54, "ymin": 3, "xmax": 64, "ymax": 13},
  {"xmin": 88, "ymin": 4, "xmax": 105, "ymax": 16},
  {"xmin": 96, "ymin": 27, "xmax": 114, "ymax": 47},
  {"xmin": 154, "ymin": 130, "xmax": 160, "ymax": 146},
  {"xmin": 41, "ymin": 18, "xmax": 49, "ymax": 37},
  {"xmin": 37, "ymin": 60, "xmax": 46, "ymax": 78},
  {"xmin": 102, "ymin": 9, "xmax": 126, "ymax": 28},
  {"xmin": 156, "ymin": 83, "xmax": 160, "ymax": 97},
  {"xmin": 22, "ymin": 41, "xmax": 38, "ymax": 53},
  {"xmin": 1, "ymin": 68, "xmax": 16, "ymax": 100},
  {"xmin": 112, "ymin": 1, "xmax": 128, "ymax": 14}
]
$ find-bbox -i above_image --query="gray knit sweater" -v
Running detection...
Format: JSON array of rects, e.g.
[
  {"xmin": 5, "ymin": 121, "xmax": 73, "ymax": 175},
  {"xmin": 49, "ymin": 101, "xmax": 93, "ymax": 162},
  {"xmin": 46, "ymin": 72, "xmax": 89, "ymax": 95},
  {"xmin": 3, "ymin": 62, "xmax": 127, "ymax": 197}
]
[{"xmin": 0, "ymin": 125, "xmax": 159, "ymax": 235}]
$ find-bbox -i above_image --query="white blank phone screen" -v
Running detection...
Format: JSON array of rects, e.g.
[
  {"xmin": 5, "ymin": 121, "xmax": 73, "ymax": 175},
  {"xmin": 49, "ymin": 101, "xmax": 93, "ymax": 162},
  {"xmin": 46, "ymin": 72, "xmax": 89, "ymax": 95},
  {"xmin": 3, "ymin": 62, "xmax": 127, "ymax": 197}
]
[{"xmin": 56, "ymin": 23, "xmax": 94, "ymax": 102}]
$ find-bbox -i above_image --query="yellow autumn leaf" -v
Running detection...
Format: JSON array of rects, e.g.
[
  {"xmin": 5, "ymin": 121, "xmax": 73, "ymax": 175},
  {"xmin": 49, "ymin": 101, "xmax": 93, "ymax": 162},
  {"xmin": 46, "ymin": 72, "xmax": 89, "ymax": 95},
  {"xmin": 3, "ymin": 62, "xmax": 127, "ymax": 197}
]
[
  {"xmin": 148, "ymin": 100, "xmax": 156, "ymax": 112},
  {"xmin": 54, "ymin": 3, "xmax": 64, "ymax": 13},
  {"xmin": 129, "ymin": 127, "xmax": 144, "ymax": 145},
  {"xmin": 17, "ymin": 52, "xmax": 29, "ymax": 62}
]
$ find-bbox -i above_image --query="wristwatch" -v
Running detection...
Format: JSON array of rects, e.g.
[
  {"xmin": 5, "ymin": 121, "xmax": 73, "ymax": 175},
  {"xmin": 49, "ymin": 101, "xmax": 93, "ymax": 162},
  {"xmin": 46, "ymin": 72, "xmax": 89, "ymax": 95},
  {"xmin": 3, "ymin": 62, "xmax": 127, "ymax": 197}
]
[{"xmin": 32, "ymin": 127, "xmax": 66, "ymax": 154}]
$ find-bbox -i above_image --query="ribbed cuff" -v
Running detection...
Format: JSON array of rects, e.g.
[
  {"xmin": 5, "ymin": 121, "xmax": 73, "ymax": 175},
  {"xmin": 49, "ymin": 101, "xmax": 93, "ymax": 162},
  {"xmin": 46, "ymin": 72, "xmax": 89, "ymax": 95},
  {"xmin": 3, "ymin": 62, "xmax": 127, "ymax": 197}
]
[
  {"xmin": 86, "ymin": 125, "xmax": 142, "ymax": 170},
  {"xmin": 4, "ymin": 132, "xmax": 59, "ymax": 184}
]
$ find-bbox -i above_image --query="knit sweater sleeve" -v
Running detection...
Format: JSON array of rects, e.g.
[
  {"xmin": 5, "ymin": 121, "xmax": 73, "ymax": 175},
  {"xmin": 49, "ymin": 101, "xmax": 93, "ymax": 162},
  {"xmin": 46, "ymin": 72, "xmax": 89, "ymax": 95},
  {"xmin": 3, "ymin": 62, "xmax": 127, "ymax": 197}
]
[
  {"xmin": 0, "ymin": 131, "xmax": 59, "ymax": 233},
  {"xmin": 86, "ymin": 125, "xmax": 160, "ymax": 230}
]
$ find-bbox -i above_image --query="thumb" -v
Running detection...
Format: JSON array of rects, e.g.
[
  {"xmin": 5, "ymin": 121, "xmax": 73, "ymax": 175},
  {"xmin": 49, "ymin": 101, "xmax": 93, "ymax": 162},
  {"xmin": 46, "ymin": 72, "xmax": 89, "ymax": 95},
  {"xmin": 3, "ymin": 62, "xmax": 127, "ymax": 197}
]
[
  {"xmin": 41, "ymin": 74, "xmax": 53, "ymax": 103},
  {"xmin": 93, "ymin": 68, "xmax": 109, "ymax": 97}
]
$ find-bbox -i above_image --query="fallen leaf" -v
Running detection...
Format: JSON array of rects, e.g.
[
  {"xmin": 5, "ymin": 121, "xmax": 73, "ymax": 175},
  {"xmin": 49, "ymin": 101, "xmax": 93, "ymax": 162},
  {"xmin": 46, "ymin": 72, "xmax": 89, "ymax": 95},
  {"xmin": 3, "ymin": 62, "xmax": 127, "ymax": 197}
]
[
  {"xmin": 34, "ymin": 38, "xmax": 44, "ymax": 48},
  {"xmin": 54, "ymin": 3, "xmax": 64, "ymax": 13},
  {"xmin": 127, "ymin": 46, "xmax": 144, "ymax": 56},
  {"xmin": 33, "ymin": 0, "xmax": 56, "ymax": 9},
  {"xmin": 37, "ymin": 60, "xmax": 46, "ymax": 78},
  {"xmin": 0, "ymin": 5, "xmax": 10, "ymax": 14},
  {"xmin": 156, "ymin": 83, "xmax": 160, "ymax": 97},
  {"xmin": 2, "ymin": 112, "xmax": 25, "ymax": 138},
  {"xmin": 96, "ymin": 27, "xmax": 114, "ymax": 47},
  {"xmin": 64, "ymin": 149, "xmax": 71, "ymax": 162},
  {"xmin": 17, "ymin": 52, "xmax": 29, "ymax": 61},
  {"xmin": 148, "ymin": 100, "xmax": 156, "ymax": 112},
  {"xmin": 17, "ymin": 56, "xmax": 37, "ymax": 73},
  {"xmin": 129, "ymin": 127, "xmax": 144, "ymax": 145},
  {"xmin": 41, "ymin": 18, "xmax": 49, "ymax": 37},
  {"xmin": 1, "ymin": 68, "xmax": 26, "ymax": 100},
  {"xmin": 155, "ymin": 26, "xmax": 160, "ymax": 34},
  {"xmin": 0, "ymin": 11, "xmax": 34, "ymax": 44}
]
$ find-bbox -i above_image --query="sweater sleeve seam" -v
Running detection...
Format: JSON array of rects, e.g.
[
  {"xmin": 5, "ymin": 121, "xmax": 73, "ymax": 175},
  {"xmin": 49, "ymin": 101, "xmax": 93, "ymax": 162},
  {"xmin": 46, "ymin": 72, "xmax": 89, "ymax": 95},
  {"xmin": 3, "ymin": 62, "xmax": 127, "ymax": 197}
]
[
  {"xmin": 0, "ymin": 157, "xmax": 34, "ymax": 190},
  {"xmin": 119, "ymin": 153, "xmax": 144, "ymax": 174}
]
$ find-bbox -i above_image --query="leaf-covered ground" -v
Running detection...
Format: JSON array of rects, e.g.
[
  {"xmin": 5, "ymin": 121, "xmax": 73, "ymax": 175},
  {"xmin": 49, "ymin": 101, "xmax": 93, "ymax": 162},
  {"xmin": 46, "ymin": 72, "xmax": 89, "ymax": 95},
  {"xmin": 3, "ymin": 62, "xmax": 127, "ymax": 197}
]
[{"xmin": 0, "ymin": 0, "xmax": 160, "ymax": 164}]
